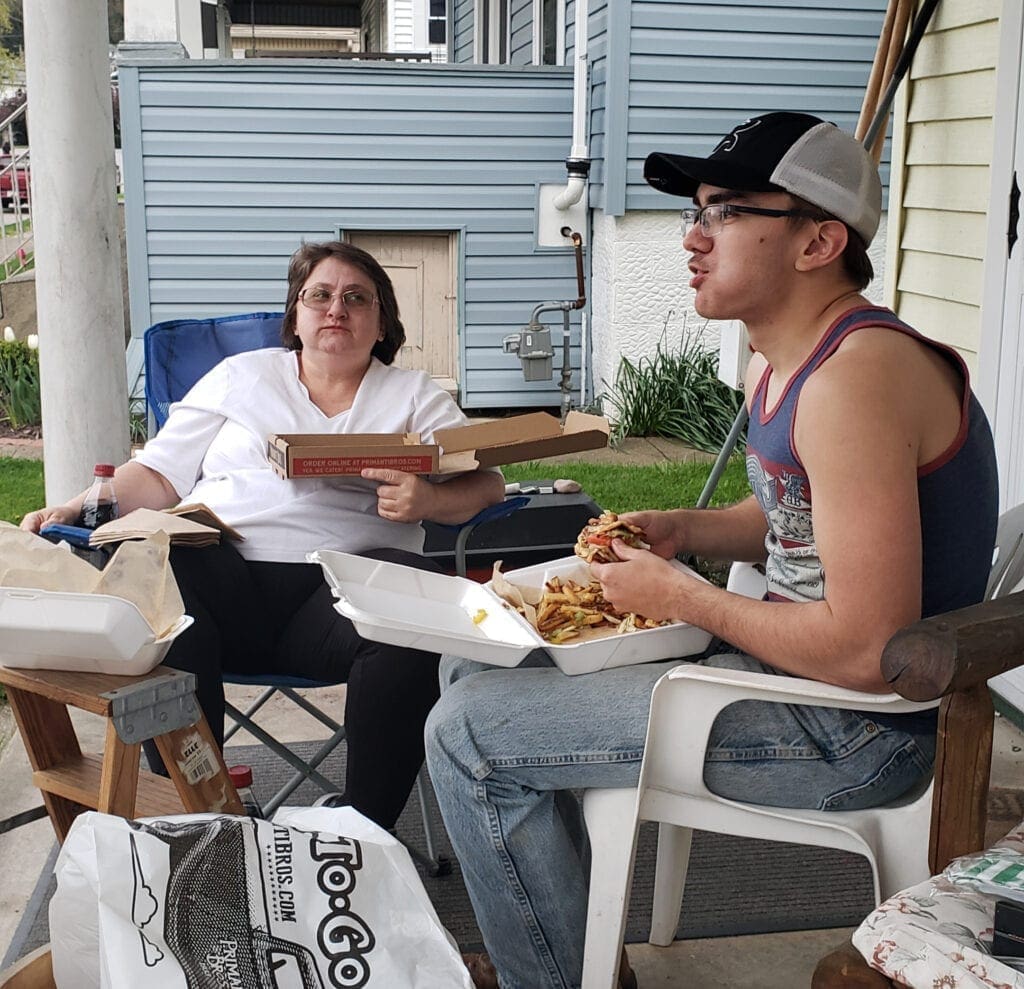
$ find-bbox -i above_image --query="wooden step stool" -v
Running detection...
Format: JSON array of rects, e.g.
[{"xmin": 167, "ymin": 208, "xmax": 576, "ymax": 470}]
[{"xmin": 0, "ymin": 664, "xmax": 242, "ymax": 841}]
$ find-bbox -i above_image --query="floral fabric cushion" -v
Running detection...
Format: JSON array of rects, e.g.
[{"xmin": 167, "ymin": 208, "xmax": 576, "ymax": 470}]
[{"xmin": 852, "ymin": 824, "xmax": 1024, "ymax": 988}]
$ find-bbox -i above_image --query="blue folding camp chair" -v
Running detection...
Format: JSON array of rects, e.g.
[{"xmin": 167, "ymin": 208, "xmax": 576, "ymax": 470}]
[{"xmin": 144, "ymin": 312, "xmax": 526, "ymax": 875}]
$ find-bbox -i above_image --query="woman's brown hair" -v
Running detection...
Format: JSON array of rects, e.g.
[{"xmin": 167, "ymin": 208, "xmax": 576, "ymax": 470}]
[{"xmin": 280, "ymin": 241, "xmax": 406, "ymax": 364}]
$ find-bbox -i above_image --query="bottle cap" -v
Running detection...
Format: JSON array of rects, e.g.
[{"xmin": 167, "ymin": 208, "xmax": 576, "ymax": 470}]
[
  {"xmin": 228, "ymin": 764, "xmax": 253, "ymax": 788},
  {"xmin": 94, "ymin": 464, "xmax": 115, "ymax": 477}
]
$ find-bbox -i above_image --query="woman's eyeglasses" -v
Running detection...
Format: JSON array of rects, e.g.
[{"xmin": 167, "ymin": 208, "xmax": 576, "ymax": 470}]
[{"xmin": 299, "ymin": 287, "xmax": 378, "ymax": 312}]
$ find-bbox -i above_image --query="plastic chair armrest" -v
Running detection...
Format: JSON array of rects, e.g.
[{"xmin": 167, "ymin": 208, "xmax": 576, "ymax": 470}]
[
  {"xmin": 437, "ymin": 495, "xmax": 531, "ymax": 577},
  {"xmin": 638, "ymin": 664, "xmax": 937, "ymax": 798},
  {"xmin": 664, "ymin": 664, "xmax": 938, "ymax": 714}
]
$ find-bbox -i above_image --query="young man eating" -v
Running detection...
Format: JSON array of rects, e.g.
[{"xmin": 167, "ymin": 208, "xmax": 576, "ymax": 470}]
[{"xmin": 428, "ymin": 112, "xmax": 1000, "ymax": 989}]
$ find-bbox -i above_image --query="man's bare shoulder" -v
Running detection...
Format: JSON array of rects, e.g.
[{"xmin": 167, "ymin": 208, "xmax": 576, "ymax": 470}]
[{"xmin": 799, "ymin": 323, "xmax": 962, "ymax": 465}]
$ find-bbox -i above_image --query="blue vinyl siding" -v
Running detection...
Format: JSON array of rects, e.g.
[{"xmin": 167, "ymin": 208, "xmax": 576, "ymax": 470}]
[
  {"xmin": 453, "ymin": 0, "xmax": 476, "ymax": 60},
  {"xmin": 510, "ymin": 0, "xmax": 534, "ymax": 63},
  {"xmin": 120, "ymin": 59, "xmax": 575, "ymax": 409},
  {"xmin": 453, "ymin": 0, "xmax": 889, "ymax": 214},
  {"xmin": 616, "ymin": 0, "xmax": 891, "ymax": 213}
]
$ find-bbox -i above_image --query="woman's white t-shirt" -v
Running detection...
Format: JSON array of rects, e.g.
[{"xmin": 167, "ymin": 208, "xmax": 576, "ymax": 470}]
[{"xmin": 135, "ymin": 350, "xmax": 474, "ymax": 562}]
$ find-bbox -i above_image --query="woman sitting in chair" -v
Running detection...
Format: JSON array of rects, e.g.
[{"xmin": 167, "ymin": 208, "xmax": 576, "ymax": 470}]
[{"xmin": 21, "ymin": 240, "xmax": 505, "ymax": 830}]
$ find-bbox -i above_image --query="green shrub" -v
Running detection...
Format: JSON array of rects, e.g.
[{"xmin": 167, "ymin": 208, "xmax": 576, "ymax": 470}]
[
  {"xmin": 0, "ymin": 339, "xmax": 40, "ymax": 428},
  {"xmin": 599, "ymin": 328, "xmax": 746, "ymax": 454},
  {"xmin": 129, "ymin": 396, "xmax": 149, "ymax": 446}
]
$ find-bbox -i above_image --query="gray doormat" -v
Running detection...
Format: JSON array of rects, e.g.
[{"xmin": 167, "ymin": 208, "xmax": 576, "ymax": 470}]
[{"xmin": 7, "ymin": 741, "xmax": 883, "ymax": 966}]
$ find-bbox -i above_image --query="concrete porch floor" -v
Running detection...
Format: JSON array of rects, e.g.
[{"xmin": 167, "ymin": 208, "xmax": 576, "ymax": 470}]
[{"xmin": 2, "ymin": 684, "xmax": 1024, "ymax": 986}]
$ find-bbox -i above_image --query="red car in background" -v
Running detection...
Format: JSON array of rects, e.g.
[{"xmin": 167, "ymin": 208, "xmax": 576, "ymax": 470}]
[{"xmin": 0, "ymin": 154, "xmax": 30, "ymax": 211}]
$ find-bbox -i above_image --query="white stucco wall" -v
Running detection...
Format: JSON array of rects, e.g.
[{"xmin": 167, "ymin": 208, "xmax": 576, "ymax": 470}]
[{"xmin": 589, "ymin": 208, "xmax": 889, "ymax": 415}]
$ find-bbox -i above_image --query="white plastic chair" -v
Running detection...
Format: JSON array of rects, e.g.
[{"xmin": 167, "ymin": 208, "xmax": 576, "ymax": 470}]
[
  {"xmin": 987, "ymin": 502, "xmax": 1024, "ymax": 600},
  {"xmin": 579, "ymin": 505, "xmax": 1024, "ymax": 989},
  {"xmin": 581, "ymin": 666, "xmax": 937, "ymax": 988}
]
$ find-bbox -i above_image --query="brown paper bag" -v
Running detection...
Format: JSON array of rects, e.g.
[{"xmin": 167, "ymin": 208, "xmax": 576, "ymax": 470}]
[{"xmin": 93, "ymin": 531, "xmax": 185, "ymax": 638}]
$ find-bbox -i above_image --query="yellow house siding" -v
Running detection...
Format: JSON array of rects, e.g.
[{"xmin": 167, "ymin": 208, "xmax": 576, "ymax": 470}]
[
  {"xmin": 897, "ymin": 294, "xmax": 982, "ymax": 352},
  {"xmin": 904, "ymin": 117, "xmax": 994, "ymax": 165},
  {"xmin": 902, "ymin": 163, "xmax": 990, "ymax": 213},
  {"xmin": 897, "ymin": 250, "xmax": 984, "ymax": 306},
  {"xmin": 890, "ymin": 1, "xmax": 1000, "ymax": 362},
  {"xmin": 900, "ymin": 209, "xmax": 988, "ymax": 259}
]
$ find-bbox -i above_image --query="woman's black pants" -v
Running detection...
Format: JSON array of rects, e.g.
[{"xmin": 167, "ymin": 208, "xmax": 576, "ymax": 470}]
[{"xmin": 145, "ymin": 541, "xmax": 442, "ymax": 830}]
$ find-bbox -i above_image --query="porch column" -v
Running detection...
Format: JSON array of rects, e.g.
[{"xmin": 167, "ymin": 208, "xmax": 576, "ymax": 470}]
[
  {"xmin": 125, "ymin": 0, "xmax": 203, "ymax": 57},
  {"xmin": 24, "ymin": 0, "xmax": 129, "ymax": 503}
]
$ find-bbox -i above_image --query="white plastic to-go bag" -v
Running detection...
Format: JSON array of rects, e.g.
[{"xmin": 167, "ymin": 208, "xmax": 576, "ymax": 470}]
[{"xmin": 49, "ymin": 807, "xmax": 472, "ymax": 988}]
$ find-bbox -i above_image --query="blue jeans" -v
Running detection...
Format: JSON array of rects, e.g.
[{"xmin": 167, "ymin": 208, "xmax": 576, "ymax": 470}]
[{"xmin": 424, "ymin": 651, "xmax": 935, "ymax": 989}]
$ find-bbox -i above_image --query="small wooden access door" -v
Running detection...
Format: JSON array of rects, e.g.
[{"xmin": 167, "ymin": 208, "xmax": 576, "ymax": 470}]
[
  {"xmin": 346, "ymin": 231, "xmax": 459, "ymax": 396},
  {"xmin": 0, "ymin": 664, "xmax": 242, "ymax": 842}
]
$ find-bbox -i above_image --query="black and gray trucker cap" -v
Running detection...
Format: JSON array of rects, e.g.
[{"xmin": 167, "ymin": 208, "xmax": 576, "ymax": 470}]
[{"xmin": 644, "ymin": 112, "xmax": 882, "ymax": 244}]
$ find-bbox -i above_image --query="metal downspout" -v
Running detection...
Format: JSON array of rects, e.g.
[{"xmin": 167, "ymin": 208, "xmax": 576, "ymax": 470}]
[{"xmin": 552, "ymin": 0, "xmax": 590, "ymax": 210}]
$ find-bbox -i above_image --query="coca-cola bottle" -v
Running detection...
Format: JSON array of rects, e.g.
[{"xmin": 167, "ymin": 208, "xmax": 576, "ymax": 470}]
[
  {"xmin": 228, "ymin": 764, "xmax": 264, "ymax": 818},
  {"xmin": 80, "ymin": 463, "xmax": 119, "ymax": 529}
]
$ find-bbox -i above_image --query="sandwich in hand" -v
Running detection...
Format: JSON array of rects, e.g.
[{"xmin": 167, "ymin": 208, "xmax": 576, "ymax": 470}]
[{"xmin": 574, "ymin": 511, "xmax": 650, "ymax": 564}]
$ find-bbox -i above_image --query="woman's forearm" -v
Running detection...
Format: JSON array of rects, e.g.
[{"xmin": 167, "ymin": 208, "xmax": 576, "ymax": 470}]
[{"xmin": 425, "ymin": 470, "xmax": 506, "ymax": 525}]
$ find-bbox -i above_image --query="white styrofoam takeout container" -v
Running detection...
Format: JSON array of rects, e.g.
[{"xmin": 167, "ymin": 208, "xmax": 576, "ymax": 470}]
[
  {"xmin": 311, "ymin": 550, "xmax": 712, "ymax": 676},
  {"xmin": 0, "ymin": 587, "xmax": 193, "ymax": 676},
  {"xmin": 310, "ymin": 550, "xmax": 539, "ymax": 668},
  {"xmin": 490, "ymin": 556, "xmax": 713, "ymax": 674}
]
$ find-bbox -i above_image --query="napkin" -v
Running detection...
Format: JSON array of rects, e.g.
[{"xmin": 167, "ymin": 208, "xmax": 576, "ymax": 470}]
[
  {"xmin": 92, "ymin": 530, "xmax": 185, "ymax": 638},
  {"xmin": 89, "ymin": 503, "xmax": 243, "ymax": 548}
]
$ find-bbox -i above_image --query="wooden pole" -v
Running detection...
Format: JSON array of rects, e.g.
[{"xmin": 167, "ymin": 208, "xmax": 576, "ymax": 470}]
[
  {"xmin": 869, "ymin": 0, "xmax": 915, "ymax": 164},
  {"xmin": 856, "ymin": 0, "xmax": 901, "ymax": 142},
  {"xmin": 928, "ymin": 685, "xmax": 994, "ymax": 873}
]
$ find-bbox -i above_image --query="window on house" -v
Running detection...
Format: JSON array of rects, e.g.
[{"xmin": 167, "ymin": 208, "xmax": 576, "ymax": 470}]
[
  {"xmin": 539, "ymin": 0, "xmax": 561, "ymax": 64},
  {"xmin": 429, "ymin": 0, "xmax": 447, "ymax": 45},
  {"xmin": 477, "ymin": 0, "xmax": 509, "ymax": 63}
]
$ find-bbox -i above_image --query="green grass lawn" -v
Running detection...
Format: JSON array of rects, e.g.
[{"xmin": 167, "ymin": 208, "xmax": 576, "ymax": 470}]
[
  {"xmin": 502, "ymin": 457, "xmax": 749, "ymax": 513},
  {"xmin": 0, "ymin": 457, "xmax": 44, "ymax": 524},
  {"xmin": 0, "ymin": 455, "xmax": 750, "ymax": 526}
]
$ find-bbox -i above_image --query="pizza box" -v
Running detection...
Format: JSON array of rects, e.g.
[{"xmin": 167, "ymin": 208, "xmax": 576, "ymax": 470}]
[
  {"xmin": 0, "ymin": 587, "xmax": 193, "ymax": 675},
  {"xmin": 268, "ymin": 410, "xmax": 609, "ymax": 479},
  {"xmin": 310, "ymin": 551, "xmax": 712, "ymax": 676}
]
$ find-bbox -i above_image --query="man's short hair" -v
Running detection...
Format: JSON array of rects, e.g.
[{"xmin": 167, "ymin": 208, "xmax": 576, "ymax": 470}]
[{"xmin": 784, "ymin": 195, "xmax": 875, "ymax": 290}]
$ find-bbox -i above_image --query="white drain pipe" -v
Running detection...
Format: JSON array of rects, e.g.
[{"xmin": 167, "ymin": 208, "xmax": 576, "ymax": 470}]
[{"xmin": 552, "ymin": 0, "xmax": 590, "ymax": 210}]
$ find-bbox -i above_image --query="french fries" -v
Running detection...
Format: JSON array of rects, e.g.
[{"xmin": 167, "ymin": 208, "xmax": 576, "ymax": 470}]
[{"xmin": 527, "ymin": 574, "xmax": 668, "ymax": 643}]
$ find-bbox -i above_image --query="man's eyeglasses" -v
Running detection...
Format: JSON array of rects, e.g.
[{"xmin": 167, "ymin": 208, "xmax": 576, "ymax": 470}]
[
  {"xmin": 299, "ymin": 287, "xmax": 378, "ymax": 312},
  {"xmin": 681, "ymin": 203, "xmax": 822, "ymax": 238}
]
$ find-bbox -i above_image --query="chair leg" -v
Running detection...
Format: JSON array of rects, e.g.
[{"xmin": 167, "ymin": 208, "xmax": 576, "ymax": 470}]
[
  {"xmin": 582, "ymin": 788, "xmax": 642, "ymax": 989},
  {"xmin": 417, "ymin": 768, "xmax": 438, "ymax": 862},
  {"xmin": 223, "ymin": 701, "xmax": 339, "ymax": 795},
  {"xmin": 223, "ymin": 686, "xmax": 278, "ymax": 743},
  {"xmin": 278, "ymin": 687, "xmax": 343, "ymax": 732},
  {"xmin": 873, "ymin": 833, "xmax": 930, "ymax": 903},
  {"xmin": 454, "ymin": 523, "xmax": 476, "ymax": 578},
  {"xmin": 649, "ymin": 822, "xmax": 694, "ymax": 946},
  {"xmin": 407, "ymin": 767, "xmax": 451, "ymax": 877}
]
